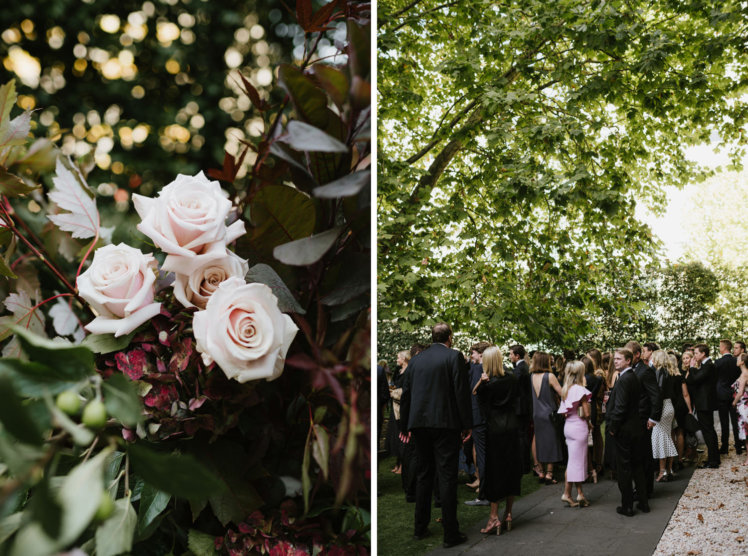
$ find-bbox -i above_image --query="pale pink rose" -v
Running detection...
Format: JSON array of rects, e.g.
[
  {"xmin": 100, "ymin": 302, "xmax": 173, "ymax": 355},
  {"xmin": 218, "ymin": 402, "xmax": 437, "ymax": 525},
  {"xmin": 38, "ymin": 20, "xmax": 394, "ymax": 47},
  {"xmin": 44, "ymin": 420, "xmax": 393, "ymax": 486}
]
[
  {"xmin": 192, "ymin": 277, "xmax": 298, "ymax": 382},
  {"xmin": 77, "ymin": 243, "xmax": 161, "ymax": 337},
  {"xmin": 161, "ymin": 246, "xmax": 249, "ymax": 309},
  {"xmin": 132, "ymin": 171, "xmax": 245, "ymax": 257}
]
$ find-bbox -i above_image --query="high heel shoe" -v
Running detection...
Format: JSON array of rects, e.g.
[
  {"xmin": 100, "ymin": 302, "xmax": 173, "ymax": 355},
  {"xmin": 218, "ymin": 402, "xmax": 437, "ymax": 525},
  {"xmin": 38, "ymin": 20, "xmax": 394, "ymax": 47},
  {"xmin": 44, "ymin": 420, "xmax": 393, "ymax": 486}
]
[
  {"xmin": 655, "ymin": 471, "xmax": 667, "ymax": 482},
  {"xmin": 561, "ymin": 495, "xmax": 579, "ymax": 508},
  {"xmin": 590, "ymin": 469, "xmax": 598, "ymax": 484},
  {"xmin": 480, "ymin": 517, "xmax": 500, "ymax": 534},
  {"xmin": 501, "ymin": 513, "xmax": 512, "ymax": 532},
  {"xmin": 576, "ymin": 496, "xmax": 590, "ymax": 507},
  {"xmin": 533, "ymin": 464, "xmax": 544, "ymax": 480}
]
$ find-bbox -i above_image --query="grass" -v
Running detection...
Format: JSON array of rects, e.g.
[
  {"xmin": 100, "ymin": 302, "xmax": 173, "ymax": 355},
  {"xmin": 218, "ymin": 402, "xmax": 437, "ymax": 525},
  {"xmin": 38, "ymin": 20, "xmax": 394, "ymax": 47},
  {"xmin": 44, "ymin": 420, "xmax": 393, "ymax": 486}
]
[{"xmin": 377, "ymin": 454, "xmax": 543, "ymax": 554}]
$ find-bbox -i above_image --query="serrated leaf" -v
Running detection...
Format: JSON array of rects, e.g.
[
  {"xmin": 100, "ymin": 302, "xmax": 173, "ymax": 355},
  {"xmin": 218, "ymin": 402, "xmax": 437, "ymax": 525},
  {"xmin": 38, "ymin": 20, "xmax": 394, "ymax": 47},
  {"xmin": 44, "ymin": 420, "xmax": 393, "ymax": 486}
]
[
  {"xmin": 47, "ymin": 156, "xmax": 99, "ymax": 239},
  {"xmin": 2, "ymin": 291, "xmax": 45, "ymax": 340},
  {"xmin": 279, "ymin": 120, "xmax": 348, "ymax": 153},
  {"xmin": 188, "ymin": 529, "xmax": 219, "ymax": 556},
  {"xmin": 0, "ymin": 111, "xmax": 31, "ymax": 149},
  {"xmin": 48, "ymin": 296, "xmax": 83, "ymax": 340},
  {"xmin": 95, "ymin": 495, "xmax": 137, "ymax": 556},
  {"xmin": 314, "ymin": 169, "xmax": 370, "ymax": 198},
  {"xmin": 273, "ymin": 227, "xmax": 342, "ymax": 266},
  {"xmin": 0, "ymin": 252, "xmax": 16, "ymax": 279},
  {"xmin": 245, "ymin": 263, "xmax": 305, "ymax": 314}
]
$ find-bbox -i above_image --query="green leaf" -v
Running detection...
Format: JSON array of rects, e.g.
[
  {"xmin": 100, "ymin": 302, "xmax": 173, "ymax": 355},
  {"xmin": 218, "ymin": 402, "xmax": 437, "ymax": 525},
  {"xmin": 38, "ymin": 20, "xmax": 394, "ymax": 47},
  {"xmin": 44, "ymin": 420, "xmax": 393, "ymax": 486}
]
[
  {"xmin": 0, "ymin": 80, "xmax": 17, "ymax": 124},
  {"xmin": 301, "ymin": 427, "xmax": 312, "ymax": 514},
  {"xmin": 0, "ymin": 111, "xmax": 31, "ymax": 150},
  {"xmin": 0, "ymin": 168, "xmax": 36, "ymax": 197},
  {"xmin": 0, "ymin": 359, "xmax": 80, "ymax": 398},
  {"xmin": 312, "ymin": 425, "xmax": 329, "ymax": 480},
  {"xmin": 0, "ymin": 512, "xmax": 22, "ymax": 545},
  {"xmin": 347, "ymin": 21, "xmax": 370, "ymax": 79},
  {"xmin": 0, "ymin": 253, "xmax": 17, "ymax": 279},
  {"xmin": 81, "ymin": 332, "xmax": 136, "ymax": 354},
  {"xmin": 309, "ymin": 64, "xmax": 350, "ymax": 109},
  {"xmin": 273, "ymin": 227, "xmax": 342, "ymax": 266},
  {"xmin": 187, "ymin": 529, "xmax": 219, "ymax": 556},
  {"xmin": 313, "ymin": 169, "xmax": 370, "ymax": 198},
  {"xmin": 102, "ymin": 374, "xmax": 143, "ymax": 427},
  {"xmin": 57, "ymin": 449, "xmax": 110, "ymax": 544},
  {"xmin": 245, "ymin": 263, "xmax": 305, "ymax": 314},
  {"xmin": 278, "ymin": 64, "xmax": 329, "ymax": 129},
  {"xmin": 246, "ymin": 184, "xmax": 315, "ymax": 258},
  {"xmin": 135, "ymin": 484, "xmax": 170, "ymax": 541},
  {"xmin": 95, "ymin": 495, "xmax": 137, "ymax": 556},
  {"xmin": 10, "ymin": 325, "xmax": 94, "ymax": 381},
  {"xmin": 0, "ymin": 376, "xmax": 42, "ymax": 444},
  {"xmin": 0, "ymin": 431, "xmax": 43, "ymax": 477},
  {"xmin": 280, "ymin": 121, "xmax": 348, "ymax": 153},
  {"xmin": 28, "ymin": 477, "xmax": 62, "ymax": 539},
  {"xmin": 127, "ymin": 443, "xmax": 225, "ymax": 500}
]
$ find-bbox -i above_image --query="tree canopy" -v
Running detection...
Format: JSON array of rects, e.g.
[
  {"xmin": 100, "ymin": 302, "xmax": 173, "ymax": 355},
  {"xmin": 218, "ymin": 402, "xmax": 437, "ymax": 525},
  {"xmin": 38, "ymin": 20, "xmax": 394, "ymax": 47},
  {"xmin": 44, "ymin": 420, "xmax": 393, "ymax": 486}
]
[{"xmin": 378, "ymin": 0, "xmax": 748, "ymax": 349}]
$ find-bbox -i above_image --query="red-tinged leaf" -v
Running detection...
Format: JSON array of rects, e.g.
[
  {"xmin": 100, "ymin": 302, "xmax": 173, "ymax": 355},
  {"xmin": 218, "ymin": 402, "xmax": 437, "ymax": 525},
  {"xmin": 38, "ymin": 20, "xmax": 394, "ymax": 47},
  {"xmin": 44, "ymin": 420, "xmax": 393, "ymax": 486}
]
[
  {"xmin": 116, "ymin": 349, "xmax": 148, "ymax": 380},
  {"xmin": 188, "ymin": 396, "xmax": 208, "ymax": 411},
  {"xmin": 285, "ymin": 353, "xmax": 318, "ymax": 371},
  {"xmin": 296, "ymin": 0, "xmax": 313, "ymax": 31},
  {"xmin": 237, "ymin": 73, "xmax": 270, "ymax": 111},
  {"xmin": 143, "ymin": 383, "xmax": 178, "ymax": 410},
  {"xmin": 169, "ymin": 337, "xmax": 193, "ymax": 375},
  {"xmin": 310, "ymin": 0, "xmax": 342, "ymax": 30}
]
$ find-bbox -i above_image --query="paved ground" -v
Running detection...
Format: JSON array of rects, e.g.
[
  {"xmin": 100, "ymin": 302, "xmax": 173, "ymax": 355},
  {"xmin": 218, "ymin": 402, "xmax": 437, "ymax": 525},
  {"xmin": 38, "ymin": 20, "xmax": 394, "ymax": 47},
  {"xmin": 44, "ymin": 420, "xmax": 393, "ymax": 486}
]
[{"xmin": 427, "ymin": 465, "xmax": 696, "ymax": 556}]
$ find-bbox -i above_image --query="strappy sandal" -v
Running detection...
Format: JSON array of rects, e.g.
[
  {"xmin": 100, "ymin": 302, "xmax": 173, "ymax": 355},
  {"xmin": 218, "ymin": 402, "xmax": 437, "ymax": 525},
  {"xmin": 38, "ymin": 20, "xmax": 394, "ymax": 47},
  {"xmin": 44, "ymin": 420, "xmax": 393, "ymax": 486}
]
[
  {"xmin": 480, "ymin": 516, "xmax": 500, "ymax": 534},
  {"xmin": 533, "ymin": 464, "xmax": 544, "ymax": 481},
  {"xmin": 501, "ymin": 512, "xmax": 512, "ymax": 532},
  {"xmin": 576, "ymin": 496, "xmax": 590, "ymax": 507},
  {"xmin": 655, "ymin": 471, "xmax": 667, "ymax": 482},
  {"xmin": 545, "ymin": 474, "xmax": 558, "ymax": 485}
]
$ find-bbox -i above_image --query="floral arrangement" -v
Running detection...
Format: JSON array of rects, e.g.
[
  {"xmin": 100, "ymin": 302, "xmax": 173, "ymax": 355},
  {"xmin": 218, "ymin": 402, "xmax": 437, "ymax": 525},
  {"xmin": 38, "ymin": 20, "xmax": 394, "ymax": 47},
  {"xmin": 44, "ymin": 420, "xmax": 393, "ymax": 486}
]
[{"xmin": 0, "ymin": 2, "xmax": 370, "ymax": 555}]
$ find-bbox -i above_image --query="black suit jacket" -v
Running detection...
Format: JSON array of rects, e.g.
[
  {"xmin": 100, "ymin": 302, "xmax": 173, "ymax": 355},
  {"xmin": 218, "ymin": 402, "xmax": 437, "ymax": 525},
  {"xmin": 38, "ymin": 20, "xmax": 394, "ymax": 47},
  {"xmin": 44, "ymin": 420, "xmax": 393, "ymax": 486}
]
[
  {"xmin": 633, "ymin": 360, "xmax": 663, "ymax": 423},
  {"xmin": 469, "ymin": 362, "xmax": 485, "ymax": 427},
  {"xmin": 513, "ymin": 359, "xmax": 532, "ymax": 419},
  {"xmin": 715, "ymin": 353, "xmax": 740, "ymax": 402},
  {"xmin": 400, "ymin": 343, "xmax": 472, "ymax": 432},
  {"xmin": 605, "ymin": 369, "xmax": 641, "ymax": 437},
  {"xmin": 687, "ymin": 358, "xmax": 718, "ymax": 411}
]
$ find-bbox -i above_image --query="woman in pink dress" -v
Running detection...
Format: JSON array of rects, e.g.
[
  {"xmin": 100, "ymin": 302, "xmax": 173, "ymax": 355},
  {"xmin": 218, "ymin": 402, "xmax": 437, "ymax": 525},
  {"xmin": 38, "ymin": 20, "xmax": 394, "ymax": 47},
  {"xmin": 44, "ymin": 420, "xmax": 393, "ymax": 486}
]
[{"xmin": 558, "ymin": 360, "xmax": 593, "ymax": 507}]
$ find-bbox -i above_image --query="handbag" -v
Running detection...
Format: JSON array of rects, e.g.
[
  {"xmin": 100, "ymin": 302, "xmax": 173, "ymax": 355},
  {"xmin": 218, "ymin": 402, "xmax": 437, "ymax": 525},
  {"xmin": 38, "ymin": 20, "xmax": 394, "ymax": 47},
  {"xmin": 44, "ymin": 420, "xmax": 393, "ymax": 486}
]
[{"xmin": 682, "ymin": 412, "xmax": 700, "ymax": 434}]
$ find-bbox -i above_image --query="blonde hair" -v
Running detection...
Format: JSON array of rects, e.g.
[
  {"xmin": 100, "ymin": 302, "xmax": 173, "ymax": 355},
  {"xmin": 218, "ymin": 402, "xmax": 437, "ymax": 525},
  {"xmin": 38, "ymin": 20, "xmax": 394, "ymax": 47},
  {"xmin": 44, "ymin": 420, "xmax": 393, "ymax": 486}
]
[
  {"xmin": 482, "ymin": 346, "xmax": 504, "ymax": 377},
  {"xmin": 681, "ymin": 349, "xmax": 694, "ymax": 371},
  {"xmin": 650, "ymin": 349, "xmax": 669, "ymax": 371},
  {"xmin": 666, "ymin": 354, "xmax": 680, "ymax": 377},
  {"xmin": 561, "ymin": 360, "xmax": 585, "ymax": 400},
  {"xmin": 397, "ymin": 350, "xmax": 411, "ymax": 365}
]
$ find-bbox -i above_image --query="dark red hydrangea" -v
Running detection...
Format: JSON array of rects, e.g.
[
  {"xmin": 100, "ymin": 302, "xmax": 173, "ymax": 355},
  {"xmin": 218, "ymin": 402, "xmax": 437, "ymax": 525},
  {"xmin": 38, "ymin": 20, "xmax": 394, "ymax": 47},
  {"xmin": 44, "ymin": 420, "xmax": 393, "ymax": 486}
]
[
  {"xmin": 115, "ymin": 349, "xmax": 148, "ymax": 380},
  {"xmin": 143, "ymin": 383, "xmax": 178, "ymax": 410}
]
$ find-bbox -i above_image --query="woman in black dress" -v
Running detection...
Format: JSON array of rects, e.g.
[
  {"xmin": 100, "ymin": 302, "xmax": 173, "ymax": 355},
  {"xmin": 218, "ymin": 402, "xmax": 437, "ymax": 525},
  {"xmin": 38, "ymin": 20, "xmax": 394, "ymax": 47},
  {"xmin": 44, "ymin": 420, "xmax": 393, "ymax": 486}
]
[{"xmin": 474, "ymin": 346, "xmax": 522, "ymax": 535}]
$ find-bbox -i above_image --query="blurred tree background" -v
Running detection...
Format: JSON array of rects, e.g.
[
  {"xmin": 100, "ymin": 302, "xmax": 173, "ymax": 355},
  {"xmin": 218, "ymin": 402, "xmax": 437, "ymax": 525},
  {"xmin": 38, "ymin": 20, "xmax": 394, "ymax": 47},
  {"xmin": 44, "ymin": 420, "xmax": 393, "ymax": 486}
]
[{"xmin": 0, "ymin": 0, "xmax": 346, "ymax": 203}]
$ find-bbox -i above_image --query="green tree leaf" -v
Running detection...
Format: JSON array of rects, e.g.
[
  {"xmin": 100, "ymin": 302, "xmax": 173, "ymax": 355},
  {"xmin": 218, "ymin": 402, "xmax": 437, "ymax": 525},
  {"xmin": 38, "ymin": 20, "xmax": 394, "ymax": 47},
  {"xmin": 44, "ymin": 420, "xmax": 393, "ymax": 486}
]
[
  {"xmin": 102, "ymin": 374, "xmax": 144, "ymax": 427},
  {"xmin": 0, "ymin": 376, "xmax": 42, "ymax": 445},
  {"xmin": 127, "ymin": 443, "xmax": 225, "ymax": 500},
  {"xmin": 95, "ymin": 495, "xmax": 137, "ymax": 556},
  {"xmin": 10, "ymin": 325, "xmax": 94, "ymax": 381},
  {"xmin": 187, "ymin": 529, "xmax": 219, "ymax": 556},
  {"xmin": 135, "ymin": 484, "xmax": 170, "ymax": 541}
]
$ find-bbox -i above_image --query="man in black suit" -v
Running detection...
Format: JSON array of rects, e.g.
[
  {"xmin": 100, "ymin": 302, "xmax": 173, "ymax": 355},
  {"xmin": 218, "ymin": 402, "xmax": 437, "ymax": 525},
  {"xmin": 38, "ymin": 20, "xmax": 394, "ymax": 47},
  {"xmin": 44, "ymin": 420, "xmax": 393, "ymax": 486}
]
[
  {"xmin": 686, "ymin": 343, "xmax": 720, "ymax": 468},
  {"xmin": 400, "ymin": 322, "xmax": 472, "ymax": 548},
  {"xmin": 625, "ymin": 340, "xmax": 662, "ymax": 503},
  {"xmin": 716, "ymin": 339, "xmax": 742, "ymax": 455},
  {"xmin": 510, "ymin": 344, "xmax": 532, "ymax": 474},
  {"xmin": 606, "ymin": 348, "xmax": 646, "ymax": 516},
  {"xmin": 642, "ymin": 342, "xmax": 660, "ymax": 368}
]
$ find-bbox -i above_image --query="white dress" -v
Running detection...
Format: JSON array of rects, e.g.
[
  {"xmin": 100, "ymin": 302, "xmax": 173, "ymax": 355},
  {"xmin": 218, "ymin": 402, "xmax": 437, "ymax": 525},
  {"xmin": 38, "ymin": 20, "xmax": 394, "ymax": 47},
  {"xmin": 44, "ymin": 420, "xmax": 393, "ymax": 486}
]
[{"xmin": 652, "ymin": 398, "xmax": 678, "ymax": 458}]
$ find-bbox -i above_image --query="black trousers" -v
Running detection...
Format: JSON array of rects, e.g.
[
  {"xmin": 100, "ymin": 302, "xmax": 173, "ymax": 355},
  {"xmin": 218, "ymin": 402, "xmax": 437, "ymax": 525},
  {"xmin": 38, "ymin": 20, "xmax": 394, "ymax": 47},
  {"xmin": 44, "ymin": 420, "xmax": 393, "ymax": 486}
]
[
  {"xmin": 614, "ymin": 431, "xmax": 647, "ymax": 510},
  {"xmin": 717, "ymin": 400, "xmax": 741, "ymax": 451},
  {"xmin": 401, "ymin": 438, "xmax": 417, "ymax": 500},
  {"xmin": 412, "ymin": 428, "xmax": 461, "ymax": 542},
  {"xmin": 636, "ymin": 424, "xmax": 654, "ymax": 497},
  {"xmin": 696, "ymin": 409, "xmax": 720, "ymax": 465}
]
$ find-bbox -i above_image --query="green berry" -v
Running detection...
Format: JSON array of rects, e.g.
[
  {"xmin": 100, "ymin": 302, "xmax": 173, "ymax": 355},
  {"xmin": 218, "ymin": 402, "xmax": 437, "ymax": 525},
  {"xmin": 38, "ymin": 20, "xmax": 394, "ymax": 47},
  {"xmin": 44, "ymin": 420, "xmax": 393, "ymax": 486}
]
[
  {"xmin": 81, "ymin": 400, "xmax": 107, "ymax": 429},
  {"xmin": 55, "ymin": 390, "xmax": 81, "ymax": 415},
  {"xmin": 93, "ymin": 492, "xmax": 114, "ymax": 521}
]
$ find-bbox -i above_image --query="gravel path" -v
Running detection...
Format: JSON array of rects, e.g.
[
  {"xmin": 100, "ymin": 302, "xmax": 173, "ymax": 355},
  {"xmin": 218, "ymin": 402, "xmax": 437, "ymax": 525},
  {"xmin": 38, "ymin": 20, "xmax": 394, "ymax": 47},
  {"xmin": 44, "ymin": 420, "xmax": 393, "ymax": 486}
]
[{"xmin": 654, "ymin": 422, "xmax": 748, "ymax": 556}]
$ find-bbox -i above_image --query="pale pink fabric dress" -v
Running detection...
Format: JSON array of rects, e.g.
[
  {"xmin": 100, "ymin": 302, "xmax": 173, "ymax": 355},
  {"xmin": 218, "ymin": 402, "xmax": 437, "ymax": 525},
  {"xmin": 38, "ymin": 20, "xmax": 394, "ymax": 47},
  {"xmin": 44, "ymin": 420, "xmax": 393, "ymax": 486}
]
[{"xmin": 558, "ymin": 384, "xmax": 592, "ymax": 482}]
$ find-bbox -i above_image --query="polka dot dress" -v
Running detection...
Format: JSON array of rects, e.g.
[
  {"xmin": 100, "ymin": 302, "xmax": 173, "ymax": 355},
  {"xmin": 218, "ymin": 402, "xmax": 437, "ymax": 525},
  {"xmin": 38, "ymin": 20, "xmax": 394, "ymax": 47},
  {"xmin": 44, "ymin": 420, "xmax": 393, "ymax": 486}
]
[{"xmin": 652, "ymin": 399, "xmax": 678, "ymax": 459}]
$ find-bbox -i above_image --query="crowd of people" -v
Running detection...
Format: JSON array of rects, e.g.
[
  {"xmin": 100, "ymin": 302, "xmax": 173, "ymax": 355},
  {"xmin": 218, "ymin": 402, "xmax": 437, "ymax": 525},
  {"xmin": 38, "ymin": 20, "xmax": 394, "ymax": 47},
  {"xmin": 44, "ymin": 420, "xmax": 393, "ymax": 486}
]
[{"xmin": 377, "ymin": 324, "xmax": 748, "ymax": 549}]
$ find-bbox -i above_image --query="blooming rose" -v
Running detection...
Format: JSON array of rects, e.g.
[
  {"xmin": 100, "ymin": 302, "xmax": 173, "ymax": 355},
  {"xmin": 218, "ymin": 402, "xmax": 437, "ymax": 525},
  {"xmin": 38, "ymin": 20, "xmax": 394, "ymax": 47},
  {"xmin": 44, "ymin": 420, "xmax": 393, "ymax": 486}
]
[
  {"xmin": 192, "ymin": 277, "xmax": 298, "ymax": 382},
  {"xmin": 161, "ymin": 246, "xmax": 249, "ymax": 309},
  {"xmin": 77, "ymin": 243, "xmax": 161, "ymax": 337},
  {"xmin": 132, "ymin": 171, "xmax": 245, "ymax": 257}
]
